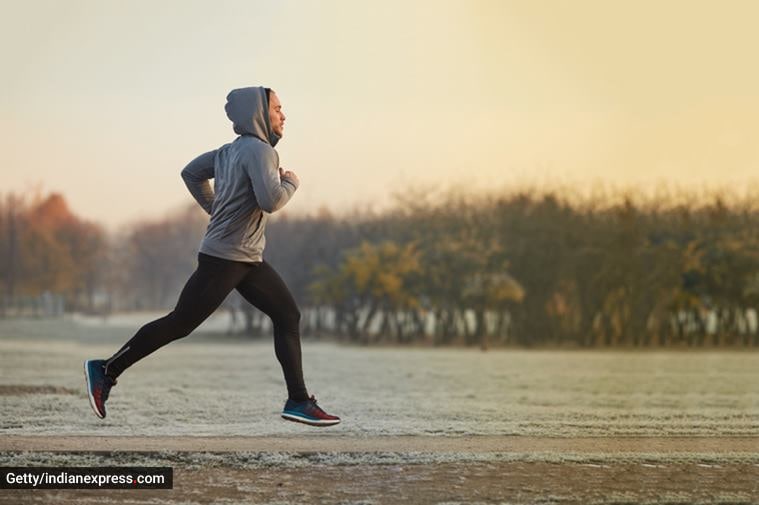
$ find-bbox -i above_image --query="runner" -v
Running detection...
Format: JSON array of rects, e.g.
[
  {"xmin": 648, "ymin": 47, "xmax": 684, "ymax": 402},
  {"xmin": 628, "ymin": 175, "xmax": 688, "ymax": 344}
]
[{"xmin": 84, "ymin": 86, "xmax": 340, "ymax": 427}]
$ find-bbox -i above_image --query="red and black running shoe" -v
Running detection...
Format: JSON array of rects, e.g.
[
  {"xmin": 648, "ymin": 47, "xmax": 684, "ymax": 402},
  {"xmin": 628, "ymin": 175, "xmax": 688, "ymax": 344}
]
[
  {"xmin": 83, "ymin": 359, "xmax": 117, "ymax": 419},
  {"xmin": 281, "ymin": 394, "xmax": 341, "ymax": 427}
]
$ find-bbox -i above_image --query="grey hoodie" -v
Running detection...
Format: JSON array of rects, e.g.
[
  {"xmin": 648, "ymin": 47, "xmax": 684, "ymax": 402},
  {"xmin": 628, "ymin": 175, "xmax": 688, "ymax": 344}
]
[{"xmin": 180, "ymin": 86, "xmax": 298, "ymax": 263}]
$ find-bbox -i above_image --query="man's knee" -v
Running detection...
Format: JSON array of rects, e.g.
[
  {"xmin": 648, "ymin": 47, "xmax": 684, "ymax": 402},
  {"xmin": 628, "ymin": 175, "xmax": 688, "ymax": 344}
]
[{"xmin": 273, "ymin": 305, "xmax": 300, "ymax": 328}]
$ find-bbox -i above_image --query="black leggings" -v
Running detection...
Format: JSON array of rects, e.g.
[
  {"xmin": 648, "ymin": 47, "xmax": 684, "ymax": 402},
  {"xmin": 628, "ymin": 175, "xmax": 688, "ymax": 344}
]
[{"xmin": 103, "ymin": 252, "xmax": 309, "ymax": 401}]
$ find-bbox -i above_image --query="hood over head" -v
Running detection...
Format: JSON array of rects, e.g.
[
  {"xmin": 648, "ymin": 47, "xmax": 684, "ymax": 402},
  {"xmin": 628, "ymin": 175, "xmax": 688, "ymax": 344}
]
[{"xmin": 224, "ymin": 86, "xmax": 280, "ymax": 147}]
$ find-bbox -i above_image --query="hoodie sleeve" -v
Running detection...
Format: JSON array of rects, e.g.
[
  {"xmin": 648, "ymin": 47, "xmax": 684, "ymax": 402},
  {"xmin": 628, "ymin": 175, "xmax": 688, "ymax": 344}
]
[
  {"xmin": 181, "ymin": 150, "xmax": 217, "ymax": 215},
  {"xmin": 245, "ymin": 145, "xmax": 299, "ymax": 213}
]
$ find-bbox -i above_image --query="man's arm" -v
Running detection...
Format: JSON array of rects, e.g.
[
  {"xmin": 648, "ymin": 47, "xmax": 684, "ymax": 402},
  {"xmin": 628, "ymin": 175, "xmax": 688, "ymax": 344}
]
[
  {"xmin": 246, "ymin": 146, "xmax": 299, "ymax": 213},
  {"xmin": 181, "ymin": 150, "xmax": 217, "ymax": 215}
]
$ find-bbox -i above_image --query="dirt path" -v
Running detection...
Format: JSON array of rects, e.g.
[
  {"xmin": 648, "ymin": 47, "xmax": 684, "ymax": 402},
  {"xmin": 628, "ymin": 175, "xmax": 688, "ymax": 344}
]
[
  {"xmin": 3, "ymin": 437, "xmax": 759, "ymax": 503},
  {"xmin": 2, "ymin": 462, "xmax": 758, "ymax": 504},
  {"xmin": 2, "ymin": 435, "xmax": 759, "ymax": 453}
]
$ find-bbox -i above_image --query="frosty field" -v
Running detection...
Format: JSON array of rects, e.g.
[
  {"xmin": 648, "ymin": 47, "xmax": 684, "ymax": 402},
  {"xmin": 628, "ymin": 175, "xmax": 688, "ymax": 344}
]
[
  {"xmin": 2, "ymin": 316, "xmax": 759, "ymax": 504},
  {"xmin": 1, "ymin": 315, "xmax": 758, "ymax": 438}
]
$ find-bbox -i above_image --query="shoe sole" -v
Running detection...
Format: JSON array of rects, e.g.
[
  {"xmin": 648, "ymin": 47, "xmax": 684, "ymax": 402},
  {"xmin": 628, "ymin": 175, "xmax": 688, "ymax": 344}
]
[
  {"xmin": 281, "ymin": 412, "xmax": 340, "ymax": 426},
  {"xmin": 83, "ymin": 360, "xmax": 105, "ymax": 419}
]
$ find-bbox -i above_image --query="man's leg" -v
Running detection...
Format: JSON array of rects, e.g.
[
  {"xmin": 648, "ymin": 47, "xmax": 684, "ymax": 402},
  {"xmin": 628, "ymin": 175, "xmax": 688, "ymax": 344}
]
[
  {"xmin": 235, "ymin": 261, "xmax": 309, "ymax": 402},
  {"xmin": 103, "ymin": 253, "xmax": 253, "ymax": 380}
]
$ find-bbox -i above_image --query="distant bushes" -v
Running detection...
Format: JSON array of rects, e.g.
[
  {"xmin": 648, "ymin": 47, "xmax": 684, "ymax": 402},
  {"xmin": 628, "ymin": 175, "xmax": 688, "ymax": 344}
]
[{"xmin": 266, "ymin": 184, "xmax": 759, "ymax": 348}]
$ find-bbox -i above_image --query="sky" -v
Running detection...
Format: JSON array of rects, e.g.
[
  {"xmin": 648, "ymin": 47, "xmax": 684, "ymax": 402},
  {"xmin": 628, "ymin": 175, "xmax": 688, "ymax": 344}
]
[{"xmin": 1, "ymin": 0, "xmax": 758, "ymax": 230}]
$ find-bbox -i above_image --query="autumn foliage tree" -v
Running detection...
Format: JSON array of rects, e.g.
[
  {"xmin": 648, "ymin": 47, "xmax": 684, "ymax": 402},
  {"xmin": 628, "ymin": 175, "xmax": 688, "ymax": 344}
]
[{"xmin": 0, "ymin": 191, "xmax": 107, "ymax": 314}]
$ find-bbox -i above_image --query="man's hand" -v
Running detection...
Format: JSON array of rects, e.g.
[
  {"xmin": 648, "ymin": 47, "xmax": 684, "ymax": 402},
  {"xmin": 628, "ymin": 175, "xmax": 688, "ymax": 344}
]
[{"xmin": 279, "ymin": 167, "xmax": 300, "ymax": 187}]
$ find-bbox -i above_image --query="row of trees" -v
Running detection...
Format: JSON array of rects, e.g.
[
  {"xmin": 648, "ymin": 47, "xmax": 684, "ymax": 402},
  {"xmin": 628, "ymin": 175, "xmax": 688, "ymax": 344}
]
[
  {"xmin": 0, "ymin": 190, "xmax": 205, "ymax": 315},
  {"xmin": 267, "ymin": 186, "xmax": 759, "ymax": 348},
  {"xmin": 4, "ymin": 186, "xmax": 759, "ymax": 347}
]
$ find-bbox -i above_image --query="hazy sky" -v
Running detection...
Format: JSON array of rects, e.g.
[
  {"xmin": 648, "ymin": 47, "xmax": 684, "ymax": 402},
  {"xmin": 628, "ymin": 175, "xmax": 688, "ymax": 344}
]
[{"xmin": 2, "ymin": 0, "xmax": 758, "ymax": 230}]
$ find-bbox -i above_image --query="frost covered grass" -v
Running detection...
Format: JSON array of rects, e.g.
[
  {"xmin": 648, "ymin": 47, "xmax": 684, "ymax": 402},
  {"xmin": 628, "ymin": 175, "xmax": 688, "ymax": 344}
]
[{"xmin": 1, "ymin": 316, "xmax": 758, "ymax": 437}]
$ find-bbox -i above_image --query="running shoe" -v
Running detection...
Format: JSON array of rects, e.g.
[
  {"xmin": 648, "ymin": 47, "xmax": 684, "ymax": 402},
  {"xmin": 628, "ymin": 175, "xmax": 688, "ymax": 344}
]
[
  {"xmin": 281, "ymin": 394, "xmax": 341, "ymax": 426},
  {"xmin": 83, "ymin": 359, "xmax": 117, "ymax": 419}
]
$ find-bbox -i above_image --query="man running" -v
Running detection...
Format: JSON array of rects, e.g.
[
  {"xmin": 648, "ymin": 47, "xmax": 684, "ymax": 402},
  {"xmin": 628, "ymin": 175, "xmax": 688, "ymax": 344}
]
[{"xmin": 84, "ymin": 86, "xmax": 340, "ymax": 427}]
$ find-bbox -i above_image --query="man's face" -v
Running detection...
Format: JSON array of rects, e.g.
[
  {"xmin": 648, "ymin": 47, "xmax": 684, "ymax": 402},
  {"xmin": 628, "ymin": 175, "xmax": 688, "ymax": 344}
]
[{"xmin": 268, "ymin": 91, "xmax": 286, "ymax": 137}]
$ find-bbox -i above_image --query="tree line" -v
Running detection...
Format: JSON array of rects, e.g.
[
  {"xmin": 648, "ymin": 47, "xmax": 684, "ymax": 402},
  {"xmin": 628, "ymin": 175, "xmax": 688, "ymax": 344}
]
[
  {"xmin": 0, "ymin": 191, "xmax": 205, "ymax": 315},
  {"xmin": 3, "ymin": 185, "xmax": 759, "ymax": 348}
]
